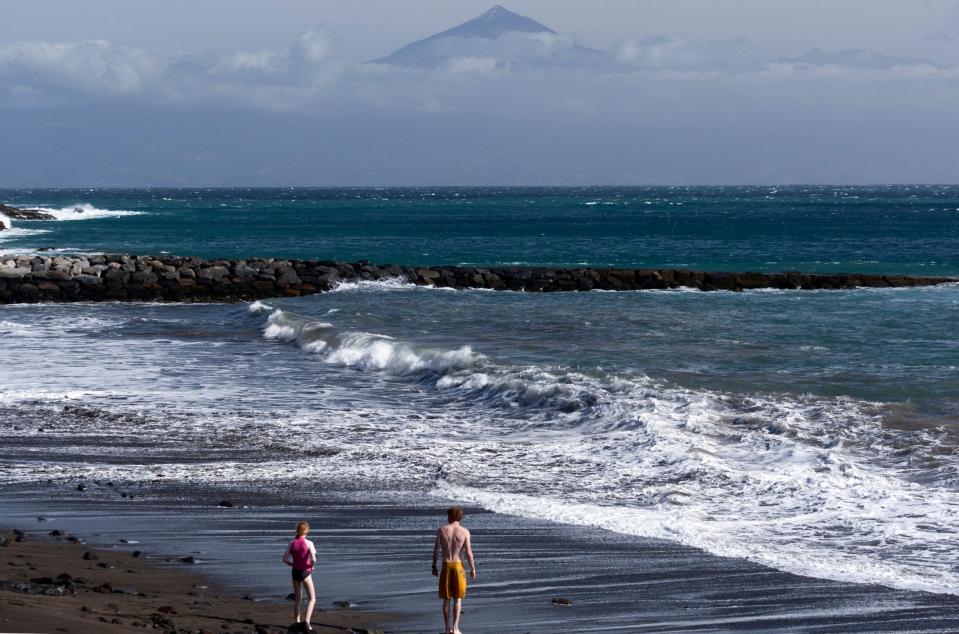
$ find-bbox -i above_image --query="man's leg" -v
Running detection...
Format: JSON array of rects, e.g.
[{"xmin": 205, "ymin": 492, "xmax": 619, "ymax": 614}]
[
  {"xmin": 303, "ymin": 576, "xmax": 316, "ymax": 629},
  {"xmin": 442, "ymin": 598, "xmax": 451, "ymax": 633},
  {"xmin": 292, "ymin": 579, "xmax": 302, "ymax": 622},
  {"xmin": 452, "ymin": 598, "xmax": 463, "ymax": 633}
]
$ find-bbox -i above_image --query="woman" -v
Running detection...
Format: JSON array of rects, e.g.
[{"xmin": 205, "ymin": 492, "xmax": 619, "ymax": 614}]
[{"xmin": 282, "ymin": 521, "xmax": 317, "ymax": 631}]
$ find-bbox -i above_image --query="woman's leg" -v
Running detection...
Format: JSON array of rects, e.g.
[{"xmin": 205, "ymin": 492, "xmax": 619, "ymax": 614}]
[
  {"xmin": 292, "ymin": 579, "xmax": 302, "ymax": 622},
  {"xmin": 302, "ymin": 575, "xmax": 317, "ymax": 628}
]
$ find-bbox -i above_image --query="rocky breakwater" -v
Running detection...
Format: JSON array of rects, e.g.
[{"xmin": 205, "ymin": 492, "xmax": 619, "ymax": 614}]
[
  {"xmin": 0, "ymin": 203, "xmax": 56, "ymax": 224},
  {"xmin": 0, "ymin": 254, "xmax": 955, "ymax": 304}
]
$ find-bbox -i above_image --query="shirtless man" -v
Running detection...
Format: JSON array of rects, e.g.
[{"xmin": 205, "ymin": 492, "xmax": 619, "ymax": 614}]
[{"xmin": 432, "ymin": 506, "xmax": 476, "ymax": 634}]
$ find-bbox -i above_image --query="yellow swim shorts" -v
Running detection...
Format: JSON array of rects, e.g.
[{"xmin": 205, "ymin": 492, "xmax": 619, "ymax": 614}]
[{"xmin": 439, "ymin": 560, "xmax": 467, "ymax": 599}]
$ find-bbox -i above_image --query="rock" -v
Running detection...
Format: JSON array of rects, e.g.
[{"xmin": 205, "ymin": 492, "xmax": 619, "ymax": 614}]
[
  {"xmin": 157, "ymin": 606, "xmax": 177, "ymax": 615},
  {"xmin": 0, "ymin": 267, "xmax": 31, "ymax": 279},
  {"xmin": 198, "ymin": 266, "xmax": 230, "ymax": 282},
  {"xmin": 552, "ymin": 597, "xmax": 573, "ymax": 606},
  {"xmin": 48, "ymin": 529, "xmax": 64, "ymax": 537},
  {"xmin": 0, "ymin": 529, "xmax": 25, "ymax": 547},
  {"xmin": 1, "ymin": 254, "xmax": 955, "ymax": 305},
  {"xmin": 0, "ymin": 204, "xmax": 56, "ymax": 220},
  {"xmin": 0, "ymin": 579, "xmax": 76, "ymax": 595},
  {"xmin": 149, "ymin": 613, "xmax": 175, "ymax": 628},
  {"xmin": 217, "ymin": 500, "xmax": 234, "ymax": 508},
  {"xmin": 82, "ymin": 551, "xmax": 99, "ymax": 561},
  {"xmin": 131, "ymin": 550, "xmax": 142, "ymax": 558},
  {"xmin": 179, "ymin": 555, "xmax": 197, "ymax": 564},
  {"xmin": 77, "ymin": 484, "xmax": 88, "ymax": 491}
]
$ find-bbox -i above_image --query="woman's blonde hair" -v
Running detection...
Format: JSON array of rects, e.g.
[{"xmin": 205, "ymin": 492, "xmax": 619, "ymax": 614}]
[{"xmin": 296, "ymin": 521, "xmax": 310, "ymax": 537}]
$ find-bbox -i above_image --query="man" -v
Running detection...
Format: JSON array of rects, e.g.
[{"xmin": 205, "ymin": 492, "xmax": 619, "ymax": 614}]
[{"xmin": 432, "ymin": 506, "xmax": 476, "ymax": 634}]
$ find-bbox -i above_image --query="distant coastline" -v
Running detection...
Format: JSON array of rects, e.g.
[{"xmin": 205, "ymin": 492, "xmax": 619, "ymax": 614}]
[{"xmin": 0, "ymin": 254, "xmax": 954, "ymax": 304}]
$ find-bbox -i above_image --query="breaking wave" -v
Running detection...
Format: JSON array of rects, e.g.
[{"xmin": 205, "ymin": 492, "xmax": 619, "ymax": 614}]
[
  {"xmin": 31, "ymin": 203, "xmax": 143, "ymax": 221},
  {"xmin": 251, "ymin": 302, "xmax": 959, "ymax": 595}
]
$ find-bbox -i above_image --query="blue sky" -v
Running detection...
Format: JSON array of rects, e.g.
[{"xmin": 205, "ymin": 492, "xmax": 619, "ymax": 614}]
[{"xmin": 1, "ymin": 1, "xmax": 958, "ymax": 185}]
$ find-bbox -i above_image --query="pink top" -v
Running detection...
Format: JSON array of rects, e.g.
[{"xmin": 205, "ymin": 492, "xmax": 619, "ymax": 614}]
[{"xmin": 288, "ymin": 537, "xmax": 316, "ymax": 571}]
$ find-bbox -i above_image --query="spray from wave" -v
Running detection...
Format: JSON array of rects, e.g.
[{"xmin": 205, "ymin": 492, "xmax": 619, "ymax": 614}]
[{"xmin": 31, "ymin": 203, "xmax": 143, "ymax": 221}]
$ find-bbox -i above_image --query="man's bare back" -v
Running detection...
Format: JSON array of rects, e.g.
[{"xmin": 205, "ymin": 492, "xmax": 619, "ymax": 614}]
[{"xmin": 435, "ymin": 522, "xmax": 472, "ymax": 564}]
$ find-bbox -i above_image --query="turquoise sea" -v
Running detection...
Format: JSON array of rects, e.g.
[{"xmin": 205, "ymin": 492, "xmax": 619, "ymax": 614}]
[
  {"xmin": 1, "ymin": 186, "xmax": 958, "ymax": 596},
  {"xmin": 2, "ymin": 186, "xmax": 958, "ymax": 274}
]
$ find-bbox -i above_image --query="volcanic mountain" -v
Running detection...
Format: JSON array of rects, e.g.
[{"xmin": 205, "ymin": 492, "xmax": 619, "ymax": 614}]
[{"xmin": 370, "ymin": 5, "xmax": 608, "ymax": 70}]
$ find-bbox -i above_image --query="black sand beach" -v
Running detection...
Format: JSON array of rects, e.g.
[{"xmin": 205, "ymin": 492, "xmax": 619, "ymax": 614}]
[{"xmin": 3, "ymin": 484, "xmax": 959, "ymax": 633}]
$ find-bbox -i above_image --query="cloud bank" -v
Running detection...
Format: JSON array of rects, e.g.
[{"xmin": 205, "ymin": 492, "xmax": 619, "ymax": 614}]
[
  {"xmin": 1, "ymin": 19, "xmax": 957, "ymax": 186},
  {"xmin": 0, "ymin": 28, "xmax": 955, "ymax": 113}
]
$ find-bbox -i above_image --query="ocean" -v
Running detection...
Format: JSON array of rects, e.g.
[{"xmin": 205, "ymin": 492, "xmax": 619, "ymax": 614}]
[{"xmin": 1, "ymin": 186, "xmax": 958, "ymax": 599}]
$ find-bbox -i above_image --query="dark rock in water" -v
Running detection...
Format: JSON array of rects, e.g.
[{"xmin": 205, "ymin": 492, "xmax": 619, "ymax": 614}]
[
  {"xmin": 131, "ymin": 550, "xmax": 142, "ymax": 558},
  {"xmin": 332, "ymin": 600, "xmax": 354, "ymax": 608},
  {"xmin": 0, "ymin": 203, "xmax": 56, "ymax": 220},
  {"xmin": 552, "ymin": 597, "xmax": 574, "ymax": 606},
  {"xmin": 48, "ymin": 529, "xmax": 64, "ymax": 537},
  {"xmin": 36, "ymin": 246, "xmax": 56, "ymax": 252},
  {"xmin": 36, "ymin": 516, "xmax": 47, "ymax": 522},
  {"xmin": 217, "ymin": 500, "xmax": 234, "ymax": 508},
  {"xmin": 285, "ymin": 592, "xmax": 296, "ymax": 600},
  {"xmin": 66, "ymin": 535, "xmax": 81, "ymax": 543},
  {"xmin": 82, "ymin": 551, "xmax": 99, "ymax": 561},
  {"xmin": 179, "ymin": 555, "xmax": 197, "ymax": 564},
  {"xmin": 76, "ymin": 483, "xmax": 88, "ymax": 492}
]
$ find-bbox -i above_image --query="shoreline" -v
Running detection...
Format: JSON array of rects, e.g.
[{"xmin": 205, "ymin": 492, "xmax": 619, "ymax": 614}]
[
  {"xmin": 0, "ymin": 522, "xmax": 393, "ymax": 634},
  {"xmin": 1, "ymin": 254, "xmax": 956, "ymax": 304},
  {"xmin": 4, "ymin": 487, "xmax": 959, "ymax": 633}
]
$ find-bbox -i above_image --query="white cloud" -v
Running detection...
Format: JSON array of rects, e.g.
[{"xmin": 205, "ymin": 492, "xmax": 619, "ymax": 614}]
[
  {"xmin": 444, "ymin": 56, "xmax": 500, "ymax": 74},
  {"xmin": 926, "ymin": 2, "xmax": 959, "ymax": 43},
  {"xmin": 0, "ymin": 28, "xmax": 955, "ymax": 114},
  {"xmin": 0, "ymin": 39, "xmax": 164, "ymax": 97}
]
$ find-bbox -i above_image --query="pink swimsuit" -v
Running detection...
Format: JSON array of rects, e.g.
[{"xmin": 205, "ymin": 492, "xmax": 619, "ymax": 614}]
[{"xmin": 289, "ymin": 537, "xmax": 314, "ymax": 572}]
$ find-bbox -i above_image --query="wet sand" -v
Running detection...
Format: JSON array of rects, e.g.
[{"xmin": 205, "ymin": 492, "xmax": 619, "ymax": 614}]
[
  {"xmin": 3, "ymin": 485, "xmax": 959, "ymax": 633},
  {"xmin": 0, "ymin": 525, "xmax": 392, "ymax": 634}
]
